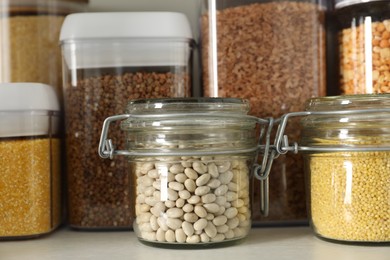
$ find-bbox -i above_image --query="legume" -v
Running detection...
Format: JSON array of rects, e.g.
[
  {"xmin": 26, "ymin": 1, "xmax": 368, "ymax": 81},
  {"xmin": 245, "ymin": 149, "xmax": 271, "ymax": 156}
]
[
  {"xmin": 134, "ymin": 156, "xmax": 251, "ymax": 244},
  {"xmin": 340, "ymin": 20, "xmax": 390, "ymax": 94}
]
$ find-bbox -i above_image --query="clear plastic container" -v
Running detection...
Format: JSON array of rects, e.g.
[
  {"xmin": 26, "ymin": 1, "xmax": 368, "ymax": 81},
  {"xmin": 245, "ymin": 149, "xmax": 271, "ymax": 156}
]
[
  {"xmin": 301, "ymin": 94, "xmax": 390, "ymax": 243},
  {"xmin": 335, "ymin": 0, "xmax": 390, "ymax": 94},
  {"xmin": 98, "ymin": 98, "xmax": 261, "ymax": 247},
  {"xmin": 60, "ymin": 12, "xmax": 194, "ymax": 230},
  {"xmin": 200, "ymin": 0, "xmax": 327, "ymax": 225},
  {"xmin": 0, "ymin": 0, "xmax": 88, "ymax": 99},
  {"xmin": 0, "ymin": 83, "xmax": 61, "ymax": 240}
]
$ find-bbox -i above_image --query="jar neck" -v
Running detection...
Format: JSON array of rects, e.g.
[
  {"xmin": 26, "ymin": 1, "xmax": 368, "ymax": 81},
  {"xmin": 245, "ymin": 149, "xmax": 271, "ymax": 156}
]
[
  {"xmin": 301, "ymin": 95, "xmax": 390, "ymax": 149},
  {"xmin": 120, "ymin": 98, "xmax": 260, "ymax": 155}
]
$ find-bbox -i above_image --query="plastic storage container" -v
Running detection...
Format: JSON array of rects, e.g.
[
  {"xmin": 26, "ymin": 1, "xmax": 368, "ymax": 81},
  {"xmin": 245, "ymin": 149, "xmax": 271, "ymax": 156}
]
[
  {"xmin": 0, "ymin": 83, "xmax": 61, "ymax": 240},
  {"xmin": 98, "ymin": 98, "xmax": 263, "ymax": 247},
  {"xmin": 60, "ymin": 12, "xmax": 194, "ymax": 230},
  {"xmin": 200, "ymin": 0, "xmax": 327, "ymax": 225},
  {"xmin": 271, "ymin": 94, "xmax": 390, "ymax": 243},
  {"xmin": 0, "ymin": 0, "xmax": 88, "ymax": 99},
  {"xmin": 336, "ymin": 0, "xmax": 390, "ymax": 94}
]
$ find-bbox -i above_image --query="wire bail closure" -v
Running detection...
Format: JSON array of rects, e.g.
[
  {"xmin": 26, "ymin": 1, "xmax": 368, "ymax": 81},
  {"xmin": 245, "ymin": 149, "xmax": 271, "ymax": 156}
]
[
  {"xmin": 275, "ymin": 108, "xmax": 390, "ymax": 154},
  {"xmin": 98, "ymin": 108, "xmax": 390, "ymax": 218},
  {"xmin": 97, "ymin": 112, "xmax": 276, "ymax": 217},
  {"xmin": 98, "ymin": 112, "xmax": 262, "ymax": 158},
  {"xmin": 252, "ymin": 107, "xmax": 390, "ymax": 216},
  {"xmin": 98, "ymin": 114, "xmax": 130, "ymax": 159}
]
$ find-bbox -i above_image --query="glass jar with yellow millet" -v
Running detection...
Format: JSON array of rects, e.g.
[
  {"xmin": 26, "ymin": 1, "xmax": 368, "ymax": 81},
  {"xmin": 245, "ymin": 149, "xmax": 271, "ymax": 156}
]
[{"xmin": 274, "ymin": 94, "xmax": 390, "ymax": 243}]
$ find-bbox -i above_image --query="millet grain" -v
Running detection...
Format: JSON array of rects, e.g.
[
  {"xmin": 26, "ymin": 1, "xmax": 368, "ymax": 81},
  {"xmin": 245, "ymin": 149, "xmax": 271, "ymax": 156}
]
[
  {"xmin": 0, "ymin": 138, "xmax": 61, "ymax": 238},
  {"xmin": 0, "ymin": 16, "xmax": 64, "ymax": 97},
  {"xmin": 308, "ymin": 152, "xmax": 390, "ymax": 242}
]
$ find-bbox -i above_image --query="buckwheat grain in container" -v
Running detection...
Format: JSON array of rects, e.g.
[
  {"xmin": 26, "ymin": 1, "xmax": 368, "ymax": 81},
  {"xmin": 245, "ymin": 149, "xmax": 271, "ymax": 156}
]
[
  {"xmin": 98, "ymin": 98, "xmax": 267, "ymax": 248},
  {"xmin": 285, "ymin": 94, "xmax": 389, "ymax": 243},
  {"xmin": 0, "ymin": 83, "xmax": 61, "ymax": 240},
  {"xmin": 200, "ymin": 0, "xmax": 328, "ymax": 226},
  {"xmin": 335, "ymin": 0, "xmax": 390, "ymax": 94},
  {"xmin": 60, "ymin": 12, "xmax": 194, "ymax": 230}
]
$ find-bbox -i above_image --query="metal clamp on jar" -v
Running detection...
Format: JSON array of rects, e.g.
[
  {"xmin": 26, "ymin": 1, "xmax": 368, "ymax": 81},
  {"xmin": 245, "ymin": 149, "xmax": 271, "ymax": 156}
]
[
  {"xmin": 270, "ymin": 94, "xmax": 390, "ymax": 244},
  {"xmin": 98, "ymin": 98, "xmax": 274, "ymax": 247},
  {"xmin": 98, "ymin": 95, "xmax": 390, "ymax": 246}
]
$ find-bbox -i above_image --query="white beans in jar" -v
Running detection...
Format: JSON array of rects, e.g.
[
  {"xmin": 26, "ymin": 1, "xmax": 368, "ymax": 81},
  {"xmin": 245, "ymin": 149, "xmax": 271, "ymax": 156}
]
[{"xmin": 134, "ymin": 155, "xmax": 251, "ymax": 245}]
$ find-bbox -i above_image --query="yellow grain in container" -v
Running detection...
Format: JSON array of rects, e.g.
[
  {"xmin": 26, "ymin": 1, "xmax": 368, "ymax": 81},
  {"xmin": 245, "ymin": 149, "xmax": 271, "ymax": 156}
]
[
  {"xmin": 0, "ymin": 83, "xmax": 61, "ymax": 239},
  {"xmin": 300, "ymin": 94, "xmax": 390, "ymax": 243}
]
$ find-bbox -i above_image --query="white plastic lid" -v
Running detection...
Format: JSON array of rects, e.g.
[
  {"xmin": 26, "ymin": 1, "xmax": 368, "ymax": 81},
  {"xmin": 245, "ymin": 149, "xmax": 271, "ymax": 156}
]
[
  {"xmin": 335, "ymin": 0, "xmax": 380, "ymax": 9},
  {"xmin": 59, "ymin": 12, "xmax": 193, "ymax": 41},
  {"xmin": 0, "ymin": 83, "xmax": 60, "ymax": 138},
  {"xmin": 60, "ymin": 12, "xmax": 194, "ymax": 69},
  {"xmin": 0, "ymin": 83, "xmax": 59, "ymax": 112}
]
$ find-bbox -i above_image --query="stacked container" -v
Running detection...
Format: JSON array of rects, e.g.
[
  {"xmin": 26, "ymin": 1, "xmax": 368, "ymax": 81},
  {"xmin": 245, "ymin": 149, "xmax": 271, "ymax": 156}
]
[
  {"xmin": 60, "ymin": 12, "xmax": 194, "ymax": 229},
  {"xmin": 0, "ymin": 0, "xmax": 88, "ymax": 98},
  {"xmin": 0, "ymin": 83, "xmax": 61, "ymax": 239},
  {"xmin": 200, "ymin": 0, "xmax": 327, "ymax": 225}
]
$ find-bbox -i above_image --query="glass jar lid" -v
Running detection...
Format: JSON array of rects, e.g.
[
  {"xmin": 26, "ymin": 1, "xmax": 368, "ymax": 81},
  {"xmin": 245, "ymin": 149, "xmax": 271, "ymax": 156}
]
[
  {"xmin": 300, "ymin": 94, "xmax": 390, "ymax": 150},
  {"xmin": 121, "ymin": 98, "xmax": 255, "ymax": 129},
  {"xmin": 305, "ymin": 94, "xmax": 390, "ymax": 111},
  {"xmin": 125, "ymin": 97, "xmax": 250, "ymax": 115},
  {"xmin": 120, "ymin": 98, "xmax": 259, "ymax": 155},
  {"xmin": 83, "ymin": 97, "xmax": 259, "ymax": 159}
]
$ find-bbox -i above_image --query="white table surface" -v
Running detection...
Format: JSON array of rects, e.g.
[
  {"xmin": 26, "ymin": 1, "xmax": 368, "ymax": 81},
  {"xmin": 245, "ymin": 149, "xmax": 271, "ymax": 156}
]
[{"xmin": 0, "ymin": 227, "xmax": 388, "ymax": 260}]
